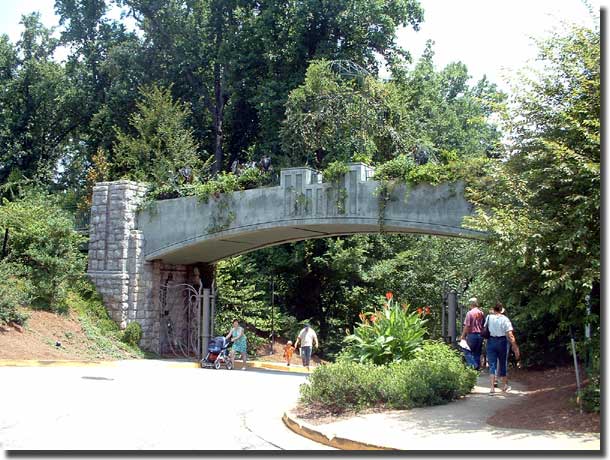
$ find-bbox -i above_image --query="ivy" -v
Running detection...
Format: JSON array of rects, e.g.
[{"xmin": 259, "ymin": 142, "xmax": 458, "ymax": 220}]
[
  {"xmin": 322, "ymin": 161, "xmax": 349, "ymax": 214},
  {"xmin": 322, "ymin": 161, "xmax": 349, "ymax": 183}
]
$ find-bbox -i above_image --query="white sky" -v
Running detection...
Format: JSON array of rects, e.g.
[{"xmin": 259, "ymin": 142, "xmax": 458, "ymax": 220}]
[
  {"xmin": 396, "ymin": 0, "xmax": 601, "ymax": 90},
  {"xmin": 0, "ymin": 0, "xmax": 602, "ymax": 93}
]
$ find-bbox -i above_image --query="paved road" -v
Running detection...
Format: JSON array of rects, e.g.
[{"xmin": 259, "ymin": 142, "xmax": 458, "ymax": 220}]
[{"xmin": 0, "ymin": 361, "xmax": 332, "ymax": 450}]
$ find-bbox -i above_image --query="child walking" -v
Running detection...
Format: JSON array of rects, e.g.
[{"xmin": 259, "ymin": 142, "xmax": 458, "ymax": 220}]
[{"xmin": 283, "ymin": 340, "xmax": 295, "ymax": 366}]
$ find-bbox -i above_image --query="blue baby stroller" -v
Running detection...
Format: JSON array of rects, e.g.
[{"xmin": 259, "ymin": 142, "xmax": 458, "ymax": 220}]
[{"xmin": 201, "ymin": 336, "xmax": 233, "ymax": 370}]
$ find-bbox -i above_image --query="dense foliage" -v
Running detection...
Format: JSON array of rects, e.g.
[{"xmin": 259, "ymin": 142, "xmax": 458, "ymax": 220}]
[
  {"xmin": 113, "ymin": 84, "xmax": 202, "ymax": 184},
  {"xmin": 300, "ymin": 341, "xmax": 477, "ymax": 414},
  {"xmin": 0, "ymin": 261, "xmax": 30, "ymax": 325},
  {"xmin": 282, "ymin": 55, "xmax": 505, "ymax": 168},
  {"xmin": 0, "ymin": 193, "xmax": 85, "ymax": 312},
  {"xmin": 464, "ymin": 24, "xmax": 600, "ymax": 369}
]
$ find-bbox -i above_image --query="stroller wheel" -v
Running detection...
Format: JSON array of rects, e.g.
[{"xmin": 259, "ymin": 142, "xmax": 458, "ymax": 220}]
[
  {"xmin": 226, "ymin": 360, "xmax": 233, "ymax": 370},
  {"xmin": 213, "ymin": 360, "xmax": 221, "ymax": 370}
]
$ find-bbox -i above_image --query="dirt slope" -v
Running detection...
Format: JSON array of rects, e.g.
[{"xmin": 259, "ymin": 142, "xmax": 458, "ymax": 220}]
[{"xmin": 0, "ymin": 310, "xmax": 138, "ymax": 361}]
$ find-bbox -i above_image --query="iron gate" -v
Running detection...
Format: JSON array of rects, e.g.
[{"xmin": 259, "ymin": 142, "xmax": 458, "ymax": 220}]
[{"xmin": 160, "ymin": 277, "xmax": 202, "ymax": 358}]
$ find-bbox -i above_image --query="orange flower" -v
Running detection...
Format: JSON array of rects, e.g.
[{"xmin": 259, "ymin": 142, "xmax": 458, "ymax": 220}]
[
  {"xmin": 386, "ymin": 291, "xmax": 393, "ymax": 300},
  {"xmin": 425, "ymin": 306, "xmax": 431, "ymax": 315},
  {"xmin": 417, "ymin": 307, "xmax": 423, "ymax": 315}
]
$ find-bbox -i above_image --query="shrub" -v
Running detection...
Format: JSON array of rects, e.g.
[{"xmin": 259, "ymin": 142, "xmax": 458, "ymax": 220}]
[
  {"xmin": 300, "ymin": 341, "xmax": 477, "ymax": 414},
  {"xmin": 122, "ymin": 322, "xmax": 143, "ymax": 347},
  {"xmin": 236, "ymin": 167, "xmax": 270, "ymax": 189},
  {"xmin": 581, "ymin": 337, "xmax": 600, "ymax": 413},
  {"xmin": 299, "ymin": 361, "xmax": 385, "ymax": 413},
  {"xmin": 0, "ymin": 193, "xmax": 85, "ymax": 312},
  {"xmin": 373, "ymin": 154, "xmax": 414, "ymax": 181},
  {"xmin": 581, "ymin": 376, "xmax": 600, "ymax": 413},
  {"xmin": 0, "ymin": 261, "xmax": 30, "ymax": 325},
  {"xmin": 342, "ymin": 292, "xmax": 428, "ymax": 365},
  {"xmin": 193, "ymin": 172, "xmax": 241, "ymax": 203},
  {"xmin": 322, "ymin": 161, "xmax": 349, "ymax": 184}
]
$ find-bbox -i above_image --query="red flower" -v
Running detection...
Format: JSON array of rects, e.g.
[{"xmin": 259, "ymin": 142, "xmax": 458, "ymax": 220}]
[
  {"xmin": 425, "ymin": 306, "xmax": 431, "ymax": 315},
  {"xmin": 417, "ymin": 307, "xmax": 423, "ymax": 315},
  {"xmin": 386, "ymin": 291, "xmax": 393, "ymax": 300},
  {"xmin": 370, "ymin": 314, "xmax": 377, "ymax": 323}
]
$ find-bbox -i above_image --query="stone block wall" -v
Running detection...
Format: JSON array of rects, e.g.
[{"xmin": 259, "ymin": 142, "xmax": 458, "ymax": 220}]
[{"xmin": 87, "ymin": 181, "xmax": 158, "ymax": 351}]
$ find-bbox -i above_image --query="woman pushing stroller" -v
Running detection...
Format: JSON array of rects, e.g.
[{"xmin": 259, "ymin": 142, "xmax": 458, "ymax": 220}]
[{"xmin": 226, "ymin": 319, "xmax": 248, "ymax": 370}]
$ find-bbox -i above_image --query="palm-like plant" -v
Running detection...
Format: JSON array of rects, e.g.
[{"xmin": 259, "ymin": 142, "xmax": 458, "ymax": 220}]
[{"xmin": 343, "ymin": 292, "xmax": 429, "ymax": 365}]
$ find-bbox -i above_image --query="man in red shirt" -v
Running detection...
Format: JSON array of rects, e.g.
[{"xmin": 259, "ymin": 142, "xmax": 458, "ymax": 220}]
[{"xmin": 460, "ymin": 297, "xmax": 485, "ymax": 370}]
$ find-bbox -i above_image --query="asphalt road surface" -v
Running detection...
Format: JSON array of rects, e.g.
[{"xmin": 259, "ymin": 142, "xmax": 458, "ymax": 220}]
[{"xmin": 0, "ymin": 361, "xmax": 332, "ymax": 451}]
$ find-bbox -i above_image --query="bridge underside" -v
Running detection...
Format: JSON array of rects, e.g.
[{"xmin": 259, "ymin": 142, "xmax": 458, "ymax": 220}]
[{"xmin": 146, "ymin": 220, "xmax": 481, "ymax": 265}]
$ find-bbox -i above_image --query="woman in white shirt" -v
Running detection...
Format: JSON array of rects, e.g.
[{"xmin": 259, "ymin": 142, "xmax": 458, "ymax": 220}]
[{"xmin": 485, "ymin": 303, "xmax": 520, "ymax": 394}]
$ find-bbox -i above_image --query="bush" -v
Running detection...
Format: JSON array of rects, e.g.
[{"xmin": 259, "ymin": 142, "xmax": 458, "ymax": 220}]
[
  {"xmin": 373, "ymin": 154, "xmax": 415, "ymax": 182},
  {"xmin": 581, "ymin": 337, "xmax": 600, "ymax": 413},
  {"xmin": 581, "ymin": 376, "xmax": 600, "ymax": 413},
  {"xmin": 236, "ymin": 167, "xmax": 270, "ymax": 189},
  {"xmin": 0, "ymin": 193, "xmax": 85, "ymax": 312},
  {"xmin": 0, "ymin": 261, "xmax": 30, "ymax": 325},
  {"xmin": 122, "ymin": 322, "xmax": 143, "ymax": 347},
  {"xmin": 322, "ymin": 161, "xmax": 349, "ymax": 184},
  {"xmin": 300, "ymin": 341, "xmax": 477, "ymax": 414},
  {"xmin": 194, "ymin": 172, "xmax": 241, "ymax": 203},
  {"xmin": 300, "ymin": 361, "xmax": 385, "ymax": 413}
]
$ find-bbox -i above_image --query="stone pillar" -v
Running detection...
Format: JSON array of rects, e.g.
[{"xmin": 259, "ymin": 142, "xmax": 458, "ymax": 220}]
[{"xmin": 87, "ymin": 180, "xmax": 160, "ymax": 352}]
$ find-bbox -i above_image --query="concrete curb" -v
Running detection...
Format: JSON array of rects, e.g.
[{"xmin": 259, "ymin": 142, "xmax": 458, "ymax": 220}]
[
  {"xmin": 282, "ymin": 411, "xmax": 396, "ymax": 451},
  {"xmin": 0, "ymin": 358, "xmax": 312, "ymax": 373}
]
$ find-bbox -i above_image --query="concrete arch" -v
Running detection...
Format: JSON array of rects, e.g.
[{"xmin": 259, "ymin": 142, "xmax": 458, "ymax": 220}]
[{"xmin": 137, "ymin": 164, "xmax": 484, "ymax": 264}]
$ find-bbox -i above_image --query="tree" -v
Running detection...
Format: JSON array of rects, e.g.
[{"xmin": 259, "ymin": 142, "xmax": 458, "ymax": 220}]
[
  {"xmin": 282, "ymin": 60, "xmax": 404, "ymax": 167},
  {"xmin": 113, "ymin": 84, "xmax": 202, "ymax": 184},
  {"xmin": 281, "ymin": 48, "xmax": 506, "ymax": 167},
  {"xmin": 0, "ymin": 192, "xmax": 86, "ymax": 312},
  {"xmin": 118, "ymin": 0, "xmax": 424, "ymax": 172},
  {"xmin": 465, "ymin": 24, "xmax": 600, "ymax": 365},
  {"xmin": 0, "ymin": 14, "xmax": 80, "ymax": 186},
  {"xmin": 54, "ymin": 0, "xmax": 147, "ymax": 191},
  {"xmin": 393, "ymin": 42, "xmax": 506, "ymax": 161}
]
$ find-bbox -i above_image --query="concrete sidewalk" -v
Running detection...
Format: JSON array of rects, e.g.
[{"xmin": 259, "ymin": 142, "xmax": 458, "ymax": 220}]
[{"xmin": 284, "ymin": 376, "xmax": 601, "ymax": 451}]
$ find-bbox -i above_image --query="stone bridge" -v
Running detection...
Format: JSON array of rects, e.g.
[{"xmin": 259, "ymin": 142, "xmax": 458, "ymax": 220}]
[{"xmin": 87, "ymin": 163, "xmax": 484, "ymax": 356}]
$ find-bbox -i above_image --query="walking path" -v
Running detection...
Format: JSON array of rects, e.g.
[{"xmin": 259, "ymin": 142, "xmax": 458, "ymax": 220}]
[{"xmin": 284, "ymin": 376, "xmax": 601, "ymax": 451}]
